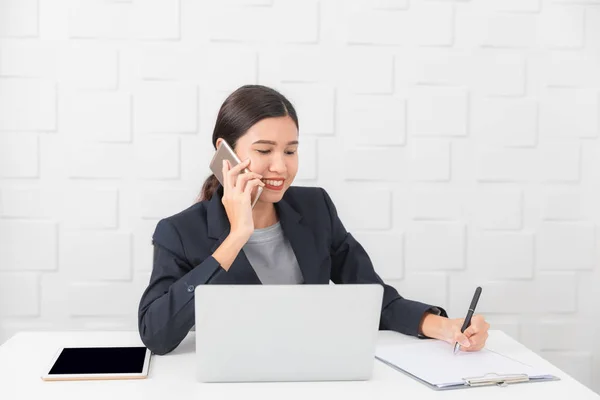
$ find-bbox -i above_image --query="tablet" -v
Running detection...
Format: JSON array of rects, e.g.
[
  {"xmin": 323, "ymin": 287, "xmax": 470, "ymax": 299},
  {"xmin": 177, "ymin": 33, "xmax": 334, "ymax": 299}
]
[{"xmin": 41, "ymin": 346, "xmax": 152, "ymax": 381}]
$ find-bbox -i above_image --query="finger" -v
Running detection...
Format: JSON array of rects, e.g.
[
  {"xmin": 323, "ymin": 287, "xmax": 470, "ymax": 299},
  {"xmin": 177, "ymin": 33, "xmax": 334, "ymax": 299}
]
[
  {"xmin": 465, "ymin": 332, "xmax": 488, "ymax": 352},
  {"xmin": 228, "ymin": 158, "xmax": 251, "ymax": 175},
  {"xmin": 244, "ymin": 179, "xmax": 265, "ymax": 196},
  {"xmin": 226, "ymin": 159, "xmax": 251, "ymax": 188},
  {"xmin": 472, "ymin": 314, "xmax": 486, "ymax": 327},
  {"xmin": 464, "ymin": 325, "xmax": 478, "ymax": 338},
  {"xmin": 454, "ymin": 332, "xmax": 471, "ymax": 349},
  {"xmin": 464, "ymin": 315, "xmax": 486, "ymax": 337},
  {"xmin": 235, "ymin": 172, "xmax": 262, "ymax": 193}
]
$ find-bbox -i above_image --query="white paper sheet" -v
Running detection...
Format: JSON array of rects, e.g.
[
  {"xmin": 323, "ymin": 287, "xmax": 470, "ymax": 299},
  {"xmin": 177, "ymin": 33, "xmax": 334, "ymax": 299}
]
[{"xmin": 376, "ymin": 340, "xmax": 551, "ymax": 387}]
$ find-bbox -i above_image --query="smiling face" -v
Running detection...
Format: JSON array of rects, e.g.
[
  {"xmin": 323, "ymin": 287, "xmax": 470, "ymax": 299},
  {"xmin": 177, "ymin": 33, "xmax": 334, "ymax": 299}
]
[{"xmin": 216, "ymin": 115, "xmax": 299, "ymax": 204}]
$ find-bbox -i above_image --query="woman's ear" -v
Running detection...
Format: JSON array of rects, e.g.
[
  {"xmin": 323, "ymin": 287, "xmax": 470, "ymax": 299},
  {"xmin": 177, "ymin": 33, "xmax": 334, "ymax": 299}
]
[{"xmin": 215, "ymin": 138, "xmax": 223, "ymax": 149}]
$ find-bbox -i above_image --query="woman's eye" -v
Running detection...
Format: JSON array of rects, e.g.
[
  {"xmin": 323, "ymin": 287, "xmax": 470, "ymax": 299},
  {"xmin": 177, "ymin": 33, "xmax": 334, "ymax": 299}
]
[{"xmin": 256, "ymin": 149, "xmax": 296, "ymax": 155}]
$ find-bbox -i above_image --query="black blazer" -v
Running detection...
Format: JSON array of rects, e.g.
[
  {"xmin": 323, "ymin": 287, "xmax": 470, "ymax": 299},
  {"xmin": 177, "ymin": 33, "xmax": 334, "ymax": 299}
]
[{"xmin": 138, "ymin": 186, "xmax": 447, "ymax": 355}]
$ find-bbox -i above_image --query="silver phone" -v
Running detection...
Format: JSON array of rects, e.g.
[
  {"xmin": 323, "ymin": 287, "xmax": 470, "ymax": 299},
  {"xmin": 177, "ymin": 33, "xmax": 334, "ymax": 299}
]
[{"xmin": 209, "ymin": 139, "xmax": 263, "ymax": 208}]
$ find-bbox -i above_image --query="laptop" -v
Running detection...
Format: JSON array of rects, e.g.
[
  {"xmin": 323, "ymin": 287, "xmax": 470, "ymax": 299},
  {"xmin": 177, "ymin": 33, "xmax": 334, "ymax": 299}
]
[{"xmin": 194, "ymin": 284, "xmax": 384, "ymax": 383}]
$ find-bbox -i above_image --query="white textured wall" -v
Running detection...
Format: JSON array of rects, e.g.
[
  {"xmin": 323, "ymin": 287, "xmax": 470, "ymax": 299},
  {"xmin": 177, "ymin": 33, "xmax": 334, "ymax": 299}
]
[{"xmin": 1, "ymin": 0, "xmax": 599, "ymax": 392}]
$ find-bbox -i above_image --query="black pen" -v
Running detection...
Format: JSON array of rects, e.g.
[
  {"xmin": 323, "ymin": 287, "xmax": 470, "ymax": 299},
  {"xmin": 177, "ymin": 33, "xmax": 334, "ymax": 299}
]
[{"xmin": 453, "ymin": 286, "xmax": 482, "ymax": 355}]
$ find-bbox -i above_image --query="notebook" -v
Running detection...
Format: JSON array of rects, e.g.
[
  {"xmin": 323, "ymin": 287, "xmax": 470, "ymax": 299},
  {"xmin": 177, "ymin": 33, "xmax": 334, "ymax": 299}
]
[{"xmin": 375, "ymin": 340, "xmax": 559, "ymax": 390}]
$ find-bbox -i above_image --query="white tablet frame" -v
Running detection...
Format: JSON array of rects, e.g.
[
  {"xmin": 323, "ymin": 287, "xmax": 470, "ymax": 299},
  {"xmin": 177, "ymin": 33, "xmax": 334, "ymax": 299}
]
[{"xmin": 41, "ymin": 346, "xmax": 152, "ymax": 381}]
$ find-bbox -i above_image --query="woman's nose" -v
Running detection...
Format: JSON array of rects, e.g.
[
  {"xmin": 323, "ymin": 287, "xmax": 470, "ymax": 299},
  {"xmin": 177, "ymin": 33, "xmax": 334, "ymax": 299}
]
[{"xmin": 269, "ymin": 154, "xmax": 287, "ymax": 173}]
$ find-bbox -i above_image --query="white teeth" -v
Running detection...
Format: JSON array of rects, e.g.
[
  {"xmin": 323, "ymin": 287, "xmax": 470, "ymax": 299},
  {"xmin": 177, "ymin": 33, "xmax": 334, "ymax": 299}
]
[{"xmin": 264, "ymin": 180, "xmax": 283, "ymax": 186}]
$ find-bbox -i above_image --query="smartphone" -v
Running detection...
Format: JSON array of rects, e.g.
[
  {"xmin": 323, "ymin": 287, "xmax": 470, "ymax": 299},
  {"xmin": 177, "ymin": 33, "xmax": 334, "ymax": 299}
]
[{"xmin": 209, "ymin": 139, "xmax": 263, "ymax": 208}]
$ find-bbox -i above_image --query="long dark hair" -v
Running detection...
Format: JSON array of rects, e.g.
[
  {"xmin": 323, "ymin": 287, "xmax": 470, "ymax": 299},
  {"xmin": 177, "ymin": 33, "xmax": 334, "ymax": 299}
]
[{"xmin": 199, "ymin": 85, "xmax": 299, "ymax": 202}]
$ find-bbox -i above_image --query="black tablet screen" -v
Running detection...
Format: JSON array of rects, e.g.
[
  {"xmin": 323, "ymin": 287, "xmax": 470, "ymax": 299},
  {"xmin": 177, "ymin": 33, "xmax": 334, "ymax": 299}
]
[{"xmin": 48, "ymin": 347, "xmax": 147, "ymax": 375}]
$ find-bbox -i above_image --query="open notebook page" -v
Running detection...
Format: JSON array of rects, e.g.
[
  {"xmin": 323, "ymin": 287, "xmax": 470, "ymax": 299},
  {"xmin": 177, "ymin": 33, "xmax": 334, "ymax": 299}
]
[{"xmin": 376, "ymin": 340, "xmax": 553, "ymax": 388}]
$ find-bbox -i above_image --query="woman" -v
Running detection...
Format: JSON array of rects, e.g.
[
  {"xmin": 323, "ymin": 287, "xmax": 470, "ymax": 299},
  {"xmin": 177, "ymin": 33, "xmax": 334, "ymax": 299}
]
[{"xmin": 138, "ymin": 85, "xmax": 490, "ymax": 356}]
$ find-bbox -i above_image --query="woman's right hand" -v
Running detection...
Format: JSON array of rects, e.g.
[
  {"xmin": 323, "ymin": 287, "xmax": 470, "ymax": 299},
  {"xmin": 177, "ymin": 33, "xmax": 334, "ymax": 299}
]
[{"xmin": 221, "ymin": 158, "xmax": 265, "ymax": 241}]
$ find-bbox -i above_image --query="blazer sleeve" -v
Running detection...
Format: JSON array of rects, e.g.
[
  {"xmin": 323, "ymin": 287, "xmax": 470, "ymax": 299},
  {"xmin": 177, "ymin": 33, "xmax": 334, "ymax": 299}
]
[
  {"xmin": 137, "ymin": 218, "xmax": 229, "ymax": 355},
  {"xmin": 320, "ymin": 188, "xmax": 448, "ymax": 337}
]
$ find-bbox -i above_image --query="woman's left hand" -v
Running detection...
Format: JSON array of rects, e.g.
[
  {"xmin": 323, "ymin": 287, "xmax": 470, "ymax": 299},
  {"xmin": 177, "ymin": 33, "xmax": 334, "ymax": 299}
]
[{"xmin": 442, "ymin": 314, "xmax": 490, "ymax": 352}]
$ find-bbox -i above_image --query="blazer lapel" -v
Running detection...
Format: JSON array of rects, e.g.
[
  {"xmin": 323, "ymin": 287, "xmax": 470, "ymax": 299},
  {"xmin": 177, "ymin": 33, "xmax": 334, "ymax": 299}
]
[
  {"xmin": 206, "ymin": 187, "xmax": 322, "ymax": 285},
  {"xmin": 206, "ymin": 186, "xmax": 261, "ymax": 284},
  {"xmin": 275, "ymin": 197, "xmax": 322, "ymax": 284}
]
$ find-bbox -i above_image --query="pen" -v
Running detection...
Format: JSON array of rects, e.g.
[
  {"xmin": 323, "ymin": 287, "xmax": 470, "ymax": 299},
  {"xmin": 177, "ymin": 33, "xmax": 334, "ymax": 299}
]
[{"xmin": 453, "ymin": 286, "xmax": 482, "ymax": 355}]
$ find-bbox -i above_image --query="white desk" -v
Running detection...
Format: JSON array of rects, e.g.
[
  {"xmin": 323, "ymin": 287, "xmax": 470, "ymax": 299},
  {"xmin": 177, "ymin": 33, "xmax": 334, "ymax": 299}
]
[{"xmin": 0, "ymin": 330, "xmax": 598, "ymax": 400}]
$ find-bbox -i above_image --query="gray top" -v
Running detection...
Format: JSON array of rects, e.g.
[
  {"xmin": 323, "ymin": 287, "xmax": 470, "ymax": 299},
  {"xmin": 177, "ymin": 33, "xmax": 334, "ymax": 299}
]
[{"xmin": 243, "ymin": 222, "xmax": 304, "ymax": 285}]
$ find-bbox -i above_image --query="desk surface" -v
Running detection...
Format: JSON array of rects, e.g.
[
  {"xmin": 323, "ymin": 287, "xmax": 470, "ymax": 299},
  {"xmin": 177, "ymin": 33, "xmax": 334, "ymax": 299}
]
[{"xmin": 0, "ymin": 330, "xmax": 598, "ymax": 400}]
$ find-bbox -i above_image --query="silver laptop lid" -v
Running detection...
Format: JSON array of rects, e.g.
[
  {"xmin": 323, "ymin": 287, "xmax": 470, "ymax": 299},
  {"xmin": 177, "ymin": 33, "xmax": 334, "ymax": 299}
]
[{"xmin": 194, "ymin": 284, "xmax": 383, "ymax": 383}]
